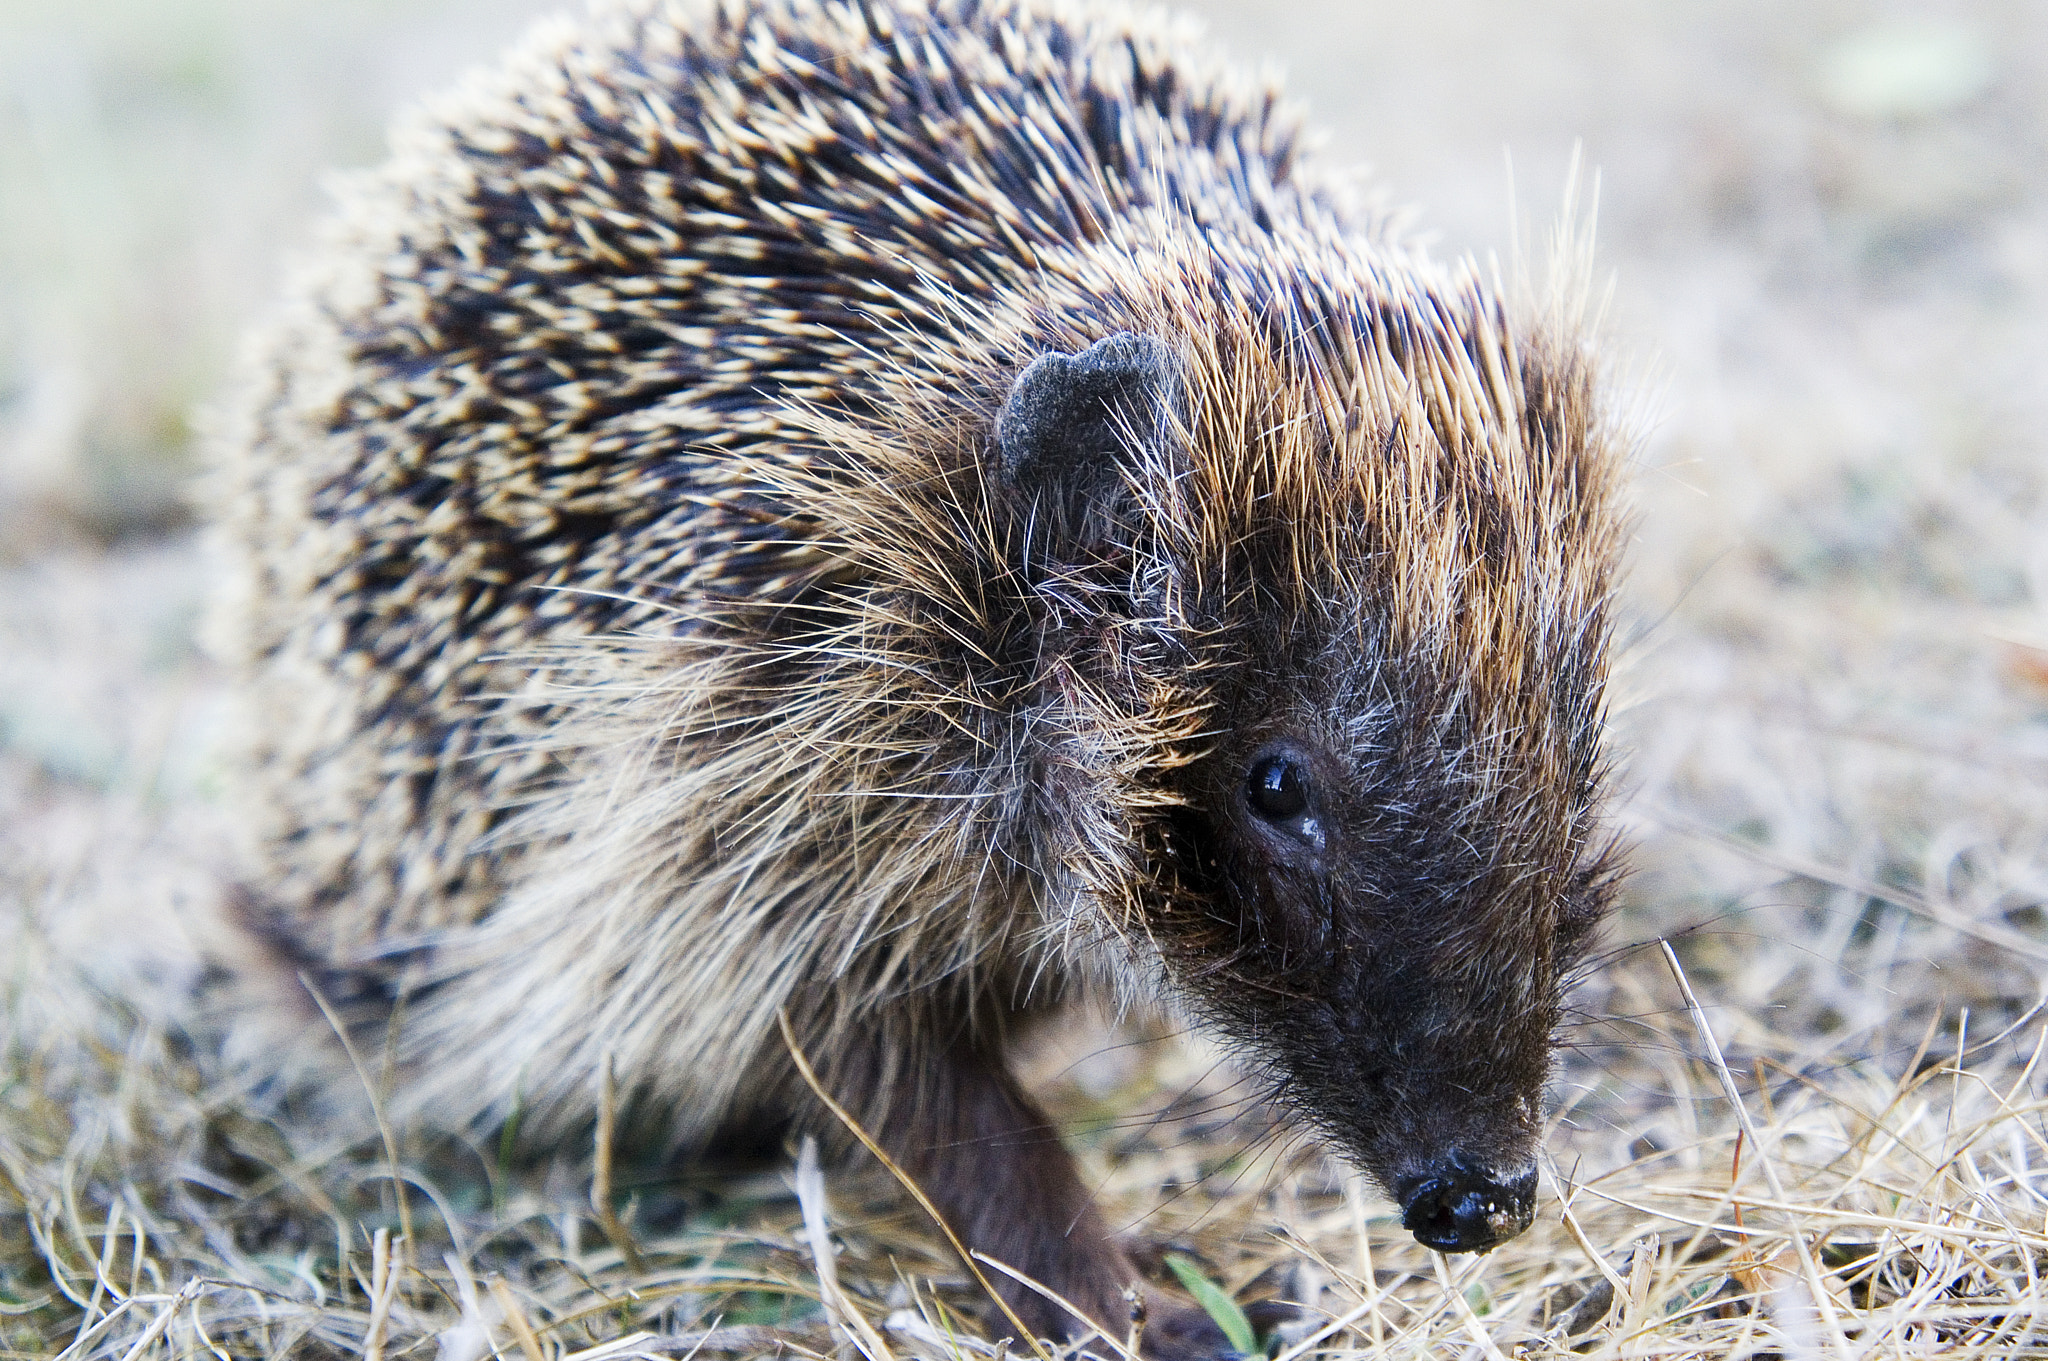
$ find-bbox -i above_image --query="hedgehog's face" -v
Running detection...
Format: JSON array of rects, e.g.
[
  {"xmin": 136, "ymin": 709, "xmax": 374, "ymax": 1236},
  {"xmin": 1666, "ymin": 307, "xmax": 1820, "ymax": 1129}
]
[
  {"xmin": 994, "ymin": 326, "xmax": 1619, "ymax": 1253},
  {"xmin": 1147, "ymin": 643, "xmax": 1615, "ymax": 1255}
]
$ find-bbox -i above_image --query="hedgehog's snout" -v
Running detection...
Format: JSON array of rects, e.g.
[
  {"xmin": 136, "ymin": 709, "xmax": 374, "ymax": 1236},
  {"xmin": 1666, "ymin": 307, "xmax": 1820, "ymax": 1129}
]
[{"xmin": 1396, "ymin": 1157, "xmax": 1538, "ymax": 1253}]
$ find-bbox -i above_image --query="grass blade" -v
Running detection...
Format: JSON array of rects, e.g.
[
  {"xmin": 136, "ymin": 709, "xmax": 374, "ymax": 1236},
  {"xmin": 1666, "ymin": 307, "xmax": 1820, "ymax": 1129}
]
[{"xmin": 1164, "ymin": 1255, "xmax": 1257, "ymax": 1355}]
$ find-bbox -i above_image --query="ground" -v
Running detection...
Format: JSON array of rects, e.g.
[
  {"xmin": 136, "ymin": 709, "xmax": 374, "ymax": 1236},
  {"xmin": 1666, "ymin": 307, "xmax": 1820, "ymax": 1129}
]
[{"xmin": 3, "ymin": 1, "xmax": 2046, "ymax": 1358}]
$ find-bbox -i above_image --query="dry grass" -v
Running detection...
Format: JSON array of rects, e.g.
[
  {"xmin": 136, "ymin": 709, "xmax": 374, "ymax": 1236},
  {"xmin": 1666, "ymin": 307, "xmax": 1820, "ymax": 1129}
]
[
  {"xmin": 10, "ymin": 948, "xmax": 2048, "ymax": 1361},
  {"xmin": 4, "ymin": 0, "xmax": 2048, "ymax": 1358}
]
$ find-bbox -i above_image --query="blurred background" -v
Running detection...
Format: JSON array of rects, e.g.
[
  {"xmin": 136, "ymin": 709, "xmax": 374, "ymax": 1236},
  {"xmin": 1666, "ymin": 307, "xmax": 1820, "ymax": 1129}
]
[{"xmin": 2, "ymin": 0, "xmax": 2045, "ymax": 1148}]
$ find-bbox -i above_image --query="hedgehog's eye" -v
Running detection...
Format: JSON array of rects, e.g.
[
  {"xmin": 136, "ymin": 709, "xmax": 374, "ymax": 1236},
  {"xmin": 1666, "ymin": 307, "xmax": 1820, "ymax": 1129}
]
[{"xmin": 1247, "ymin": 755, "xmax": 1310, "ymax": 822}]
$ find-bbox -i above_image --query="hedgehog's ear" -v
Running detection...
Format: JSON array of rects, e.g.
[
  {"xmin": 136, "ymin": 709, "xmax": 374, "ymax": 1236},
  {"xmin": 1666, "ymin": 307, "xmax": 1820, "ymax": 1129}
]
[{"xmin": 994, "ymin": 332, "xmax": 1184, "ymax": 564}]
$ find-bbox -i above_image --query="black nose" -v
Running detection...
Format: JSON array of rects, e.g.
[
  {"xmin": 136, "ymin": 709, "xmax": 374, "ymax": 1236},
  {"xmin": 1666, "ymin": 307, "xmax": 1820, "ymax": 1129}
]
[{"xmin": 1398, "ymin": 1160, "xmax": 1537, "ymax": 1253}]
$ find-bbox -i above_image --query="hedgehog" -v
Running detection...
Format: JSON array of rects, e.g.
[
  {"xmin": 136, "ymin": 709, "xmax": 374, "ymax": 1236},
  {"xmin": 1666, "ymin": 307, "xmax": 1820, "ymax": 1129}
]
[{"xmin": 210, "ymin": 0, "xmax": 1626, "ymax": 1353}]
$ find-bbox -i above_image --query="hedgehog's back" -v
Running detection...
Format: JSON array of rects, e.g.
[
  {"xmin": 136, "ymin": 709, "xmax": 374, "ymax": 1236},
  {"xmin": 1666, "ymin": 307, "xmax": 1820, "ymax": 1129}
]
[{"xmin": 212, "ymin": 0, "xmax": 1351, "ymax": 962}]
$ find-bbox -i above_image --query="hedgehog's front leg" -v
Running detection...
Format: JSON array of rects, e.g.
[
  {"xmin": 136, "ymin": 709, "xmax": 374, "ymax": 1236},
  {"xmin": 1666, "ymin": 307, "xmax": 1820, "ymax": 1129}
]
[{"xmin": 784, "ymin": 1014, "xmax": 1233, "ymax": 1360}]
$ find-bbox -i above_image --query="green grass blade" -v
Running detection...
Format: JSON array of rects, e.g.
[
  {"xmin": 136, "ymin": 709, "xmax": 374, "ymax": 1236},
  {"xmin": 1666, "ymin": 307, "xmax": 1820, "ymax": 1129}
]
[{"xmin": 1164, "ymin": 1254, "xmax": 1258, "ymax": 1355}]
